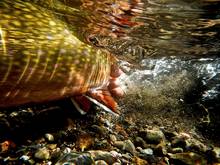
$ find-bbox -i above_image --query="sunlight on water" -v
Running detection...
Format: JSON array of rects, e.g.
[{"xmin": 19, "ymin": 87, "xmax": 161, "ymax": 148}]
[
  {"xmin": 94, "ymin": 0, "xmax": 220, "ymax": 63},
  {"xmin": 69, "ymin": 0, "xmax": 220, "ymax": 108}
]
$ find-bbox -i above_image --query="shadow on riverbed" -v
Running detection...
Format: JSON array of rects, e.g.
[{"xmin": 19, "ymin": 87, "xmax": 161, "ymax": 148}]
[{"xmin": 0, "ymin": 99, "xmax": 97, "ymax": 143}]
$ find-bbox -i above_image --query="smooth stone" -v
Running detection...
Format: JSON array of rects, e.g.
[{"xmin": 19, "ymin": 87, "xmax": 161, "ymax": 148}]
[
  {"xmin": 20, "ymin": 155, "xmax": 30, "ymax": 161},
  {"xmin": 135, "ymin": 137, "xmax": 147, "ymax": 148},
  {"xmin": 9, "ymin": 111, "xmax": 19, "ymax": 117},
  {"xmin": 34, "ymin": 147, "xmax": 50, "ymax": 160},
  {"xmin": 110, "ymin": 151, "xmax": 122, "ymax": 158},
  {"xmin": 122, "ymin": 153, "xmax": 132, "ymax": 160},
  {"xmin": 110, "ymin": 134, "xmax": 117, "ymax": 143},
  {"xmin": 46, "ymin": 161, "xmax": 52, "ymax": 165},
  {"xmin": 45, "ymin": 133, "xmax": 54, "ymax": 142},
  {"xmin": 136, "ymin": 147, "xmax": 143, "ymax": 152},
  {"xmin": 114, "ymin": 141, "xmax": 124, "ymax": 149},
  {"xmin": 47, "ymin": 144, "xmax": 57, "ymax": 150},
  {"xmin": 139, "ymin": 128, "xmax": 165, "ymax": 144},
  {"xmin": 171, "ymin": 147, "xmax": 184, "ymax": 153},
  {"xmin": 123, "ymin": 140, "xmax": 136, "ymax": 154},
  {"xmin": 63, "ymin": 147, "xmax": 71, "ymax": 154},
  {"xmin": 94, "ymin": 139, "xmax": 110, "ymax": 150},
  {"xmin": 91, "ymin": 125, "xmax": 107, "ymax": 136},
  {"xmin": 114, "ymin": 140, "xmax": 136, "ymax": 154},
  {"xmin": 186, "ymin": 139, "xmax": 208, "ymax": 153},
  {"xmin": 138, "ymin": 148, "xmax": 156, "ymax": 163},
  {"xmin": 28, "ymin": 159, "xmax": 35, "ymax": 165},
  {"xmin": 112, "ymin": 162, "xmax": 121, "ymax": 165},
  {"xmin": 132, "ymin": 156, "xmax": 149, "ymax": 165},
  {"xmin": 89, "ymin": 150, "xmax": 117, "ymax": 164},
  {"xmin": 212, "ymin": 147, "xmax": 220, "ymax": 162},
  {"xmin": 168, "ymin": 152, "xmax": 207, "ymax": 165},
  {"xmin": 179, "ymin": 133, "xmax": 191, "ymax": 139},
  {"xmin": 95, "ymin": 160, "xmax": 108, "ymax": 165},
  {"xmin": 0, "ymin": 112, "xmax": 6, "ymax": 117},
  {"xmin": 141, "ymin": 148, "xmax": 154, "ymax": 156},
  {"xmin": 55, "ymin": 152, "xmax": 93, "ymax": 165}
]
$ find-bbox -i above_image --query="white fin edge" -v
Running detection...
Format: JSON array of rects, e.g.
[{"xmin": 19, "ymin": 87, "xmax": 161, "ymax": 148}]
[
  {"xmin": 70, "ymin": 98, "xmax": 87, "ymax": 115},
  {"xmin": 84, "ymin": 95, "xmax": 119, "ymax": 116}
]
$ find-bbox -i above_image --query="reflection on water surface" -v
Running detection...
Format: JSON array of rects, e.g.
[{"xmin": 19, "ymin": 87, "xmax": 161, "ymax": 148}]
[
  {"xmin": 52, "ymin": 0, "xmax": 220, "ymax": 60},
  {"xmin": 94, "ymin": 0, "xmax": 220, "ymax": 62}
]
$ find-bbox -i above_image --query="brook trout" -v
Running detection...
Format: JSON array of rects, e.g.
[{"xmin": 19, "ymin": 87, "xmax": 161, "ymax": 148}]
[{"xmin": 0, "ymin": 0, "xmax": 113, "ymax": 108}]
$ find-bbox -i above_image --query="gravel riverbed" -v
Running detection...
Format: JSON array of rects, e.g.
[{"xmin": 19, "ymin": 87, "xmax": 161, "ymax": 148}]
[{"xmin": 0, "ymin": 98, "xmax": 220, "ymax": 165}]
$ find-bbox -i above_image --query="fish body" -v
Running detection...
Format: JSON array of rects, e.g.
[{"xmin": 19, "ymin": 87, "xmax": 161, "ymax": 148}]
[{"xmin": 0, "ymin": 0, "xmax": 112, "ymax": 107}]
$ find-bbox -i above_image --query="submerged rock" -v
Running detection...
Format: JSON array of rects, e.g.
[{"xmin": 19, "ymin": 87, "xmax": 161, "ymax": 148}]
[
  {"xmin": 139, "ymin": 128, "xmax": 165, "ymax": 144},
  {"xmin": 114, "ymin": 140, "xmax": 136, "ymax": 154},
  {"xmin": 34, "ymin": 147, "xmax": 50, "ymax": 160},
  {"xmin": 211, "ymin": 147, "xmax": 220, "ymax": 163},
  {"xmin": 55, "ymin": 152, "xmax": 94, "ymax": 165},
  {"xmin": 168, "ymin": 152, "xmax": 207, "ymax": 165},
  {"xmin": 89, "ymin": 150, "xmax": 118, "ymax": 164},
  {"xmin": 45, "ymin": 133, "xmax": 54, "ymax": 142},
  {"xmin": 95, "ymin": 160, "xmax": 108, "ymax": 165}
]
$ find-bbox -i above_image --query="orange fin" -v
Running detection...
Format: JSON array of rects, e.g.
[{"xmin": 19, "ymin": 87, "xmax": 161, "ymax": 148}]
[
  {"xmin": 71, "ymin": 96, "xmax": 92, "ymax": 115},
  {"xmin": 85, "ymin": 95, "xmax": 119, "ymax": 116},
  {"xmin": 71, "ymin": 91, "xmax": 120, "ymax": 115},
  {"xmin": 87, "ymin": 89, "xmax": 120, "ymax": 114}
]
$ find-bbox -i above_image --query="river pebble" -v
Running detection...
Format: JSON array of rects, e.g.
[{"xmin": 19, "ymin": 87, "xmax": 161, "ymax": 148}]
[
  {"xmin": 34, "ymin": 147, "xmax": 50, "ymax": 160},
  {"xmin": 0, "ymin": 106, "xmax": 219, "ymax": 164},
  {"xmin": 171, "ymin": 147, "xmax": 184, "ymax": 153},
  {"xmin": 20, "ymin": 155, "xmax": 30, "ymax": 163},
  {"xmin": 168, "ymin": 152, "xmax": 207, "ymax": 165},
  {"xmin": 212, "ymin": 147, "xmax": 220, "ymax": 162},
  {"xmin": 134, "ymin": 136, "xmax": 147, "ymax": 148},
  {"xmin": 139, "ymin": 128, "xmax": 165, "ymax": 144},
  {"xmin": 90, "ymin": 150, "xmax": 117, "ymax": 164},
  {"xmin": 45, "ymin": 133, "xmax": 54, "ymax": 142},
  {"xmin": 140, "ymin": 148, "xmax": 154, "ymax": 155},
  {"xmin": 114, "ymin": 139, "xmax": 136, "ymax": 154},
  {"xmin": 95, "ymin": 160, "xmax": 108, "ymax": 165},
  {"xmin": 56, "ymin": 152, "xmax": 94, "ymax": 164}
]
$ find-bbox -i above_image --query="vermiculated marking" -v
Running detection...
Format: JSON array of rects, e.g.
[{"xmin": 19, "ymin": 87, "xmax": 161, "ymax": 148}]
[{"xmin": 0, "ymin": 0, "xmax": 113, "ymax": 107}]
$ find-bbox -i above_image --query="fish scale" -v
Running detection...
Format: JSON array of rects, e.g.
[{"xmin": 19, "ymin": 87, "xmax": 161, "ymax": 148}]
[{"xmin": 0, "ymin": 0, "xmax": 112, "ymax": 107}]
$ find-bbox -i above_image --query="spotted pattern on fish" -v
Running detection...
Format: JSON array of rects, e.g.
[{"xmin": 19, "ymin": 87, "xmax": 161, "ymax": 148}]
[{"xmin": 0, "ymin": 0, "xmax": 113, "ymax": 107}]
